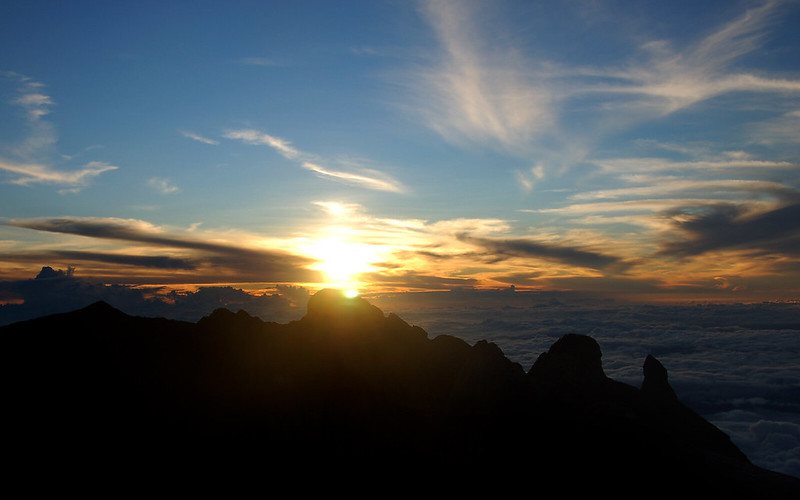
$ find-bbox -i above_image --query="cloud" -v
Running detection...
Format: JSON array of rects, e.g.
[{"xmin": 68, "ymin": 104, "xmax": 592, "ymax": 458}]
[
  {"xmin": 224, "ymin": 129, "xmax": 300, "ymax": 159},
  {"xmin": 585, "ymin": 1, "xmax": 800, "ymax": 113},
  {"xmin": 313, "ymin": 201, "xmax": 364, "ymax": 217},
  {"xmin": 6, "ymin": 216, "xmax": 319, "ymax": 283},
  {"xmin": 364, "ymin": 271, "xmax": 478, "ymax": 290},
  {"xmin": 592, "ymin": 157, "xmax": 797, "ymax": 174},
  {"xmin": 14, "ymin": 92, "xmax": 54, "ymax": 119},
  {"xmin": 410, "ymin": 0, "xmax": 800, "ymax": 167},
  {"xmin": 370, "ymin": 295, "xmax": 800, "ymax": 474},
  {"xmin": 659, "ymin": 202, "xmax": 800, "ymax": 257},
  {"xmin": 148, "ymin": 177, "xmax": 181, "ymax": 194},
  {"xmin": 0, "ymin": 160, "xmax": 118, "ymax": 187},
  {"xmin": 4, "ymin": 72, "xmax": 56, "ymax": 160},
  {"xmin": 538, "ymin": 198, "xmax": 780, "ymax": 216},
  {"xmin": 179, "ymin": 130, "xmax": 219, "ymax": 145},
  {"xmin": 457, "ymin": 233, "xmax": 623, "ymax": 270},
  {"xmin": 516, "ymin": 163, "xmax": 545, "ymax": 192},
  {"xmin": 488, "ymin": 272, "xmax": 541, "ymax": 287},
  {"xmin": 2, "ymin": 250, "xmax": 196, "ymax": 270},
  {"xmin": 572, "ymin": 178, "xmax": 797, "ymax": 201},
  {"xmin": 749, "ymin": 109, "xmax": 800, "ymax": 145},
  {"xmin": 302, "ymin": 162, "xmax": 404, "ymax": 193},
  {"xmin": 2, "ymin": 73, "xmax": 115, "ymax": 189},
  {"xmin": 225, "ymin": 128, "xmax": 405, "ymax": 193},
  {"xmin": 9, "ymin": 74, "xmax": 54, "ymax": 121},
  {"xmin": 413, "ymin": 0, "xmax": 556, "ymax": 151},
  {"xmin": 238, "ymin": 57, "xmax": 277, "ymax": 67},
  {"xmin": 714, "ymin": 419, "xmax": 800, "ymax": 478},
  {"xmin": 0, "ymin": 267, "xmax": 310, "ymax": 325}
]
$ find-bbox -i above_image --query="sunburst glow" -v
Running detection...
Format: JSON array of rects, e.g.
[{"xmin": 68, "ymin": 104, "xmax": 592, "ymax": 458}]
[{"xmin": 302, "ymin": 233, "xmax": 385, "ymax": 293}]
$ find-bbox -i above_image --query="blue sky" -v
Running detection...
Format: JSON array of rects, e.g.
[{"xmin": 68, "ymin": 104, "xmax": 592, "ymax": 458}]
[{"xmin": 2, "ymin": 0, "xmax": 800, "ymax": 299}]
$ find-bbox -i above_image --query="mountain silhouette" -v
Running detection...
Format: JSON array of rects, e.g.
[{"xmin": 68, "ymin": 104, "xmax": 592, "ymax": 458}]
[{"xmin": 1, "ymin": 289, "xmax": 798, "ymax": 494}]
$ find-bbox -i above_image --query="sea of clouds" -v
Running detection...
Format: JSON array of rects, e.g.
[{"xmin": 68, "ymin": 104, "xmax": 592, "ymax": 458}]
[{"xmin": 373, "ymin": 294, "xmax": 800, "ymax": 477}]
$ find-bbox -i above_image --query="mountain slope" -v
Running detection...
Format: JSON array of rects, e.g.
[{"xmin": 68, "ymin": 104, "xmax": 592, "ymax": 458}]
[{"xmin": 1, "ymin": 289, "xmax": 797, "ymax": 494}]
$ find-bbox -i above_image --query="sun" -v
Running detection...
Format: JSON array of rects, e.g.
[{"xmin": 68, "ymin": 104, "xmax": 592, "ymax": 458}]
[{"xmin": 302, "ymin": 235, "xmax": 383, "ymax": 294}]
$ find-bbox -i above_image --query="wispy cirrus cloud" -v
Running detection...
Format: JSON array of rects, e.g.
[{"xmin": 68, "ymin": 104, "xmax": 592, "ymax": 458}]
[
  {"xmin": 592, "ymin": 157, "xmax": 797, "ymax": 174},
  {"xmin": 589, "ymin": 1, "xmax": 800, "ymax": 114},
  {"xmin": 413, "ymin": 0, "xmax": 556, "ymax": 152},
  {"xmin": 148, "ymin": 177, "xmax": 181, "ymax": 194},
  {"xmin": 2, "ymin": 73, "xmax": 116, "ymax": 191},
  {"xmin": 302, "ymin": 162, "xmax": 404, "ymax": 193},
  {"xmin": 224, "ymin": 128, "xmax": 405, "ymax": 193},
  {"xmin": 749, "ymin": 109, "xmax": 800, "ymax": 145},
  {"xmin": 572, "ymin": 178, "xmax": 797, "ymax": 201},
  {"xmin": 3, "ymin": 71, "xmax": 57, "ymax": 160},
  {"xmin": 516, "ymin": 164, "xmax": 545, "ymax": 192},
  {"xmin": 224, "ymin": 129, "xmax": 300, "ymax": 159},
  {"xmin": 411, "ymin": 0, "xmax": 800, "ymax": 172},
  {"xmin": 14, "ymin": 92, "xmax": 53, "ymax": 120},
  {"xmin": 0, "ymin": 160, "xmax": 117, "ymax": 187},
  {"xmin": 179, "ymin": 130, "xmax": 218, "ymax": 145}
]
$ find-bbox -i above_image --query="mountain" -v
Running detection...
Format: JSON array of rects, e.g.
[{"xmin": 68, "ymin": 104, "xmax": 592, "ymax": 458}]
[{"xmin": 1, "ymin": 289, "xmax": 798, "ymax": 494}]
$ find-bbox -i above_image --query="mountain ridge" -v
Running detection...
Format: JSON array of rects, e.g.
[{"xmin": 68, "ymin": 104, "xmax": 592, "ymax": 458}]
[{"xmin": 2, "ymin": 291, "xmax": 798, "ymax": 494}]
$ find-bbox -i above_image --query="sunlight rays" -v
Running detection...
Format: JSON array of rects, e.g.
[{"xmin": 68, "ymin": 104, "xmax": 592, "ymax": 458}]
[{"xmin": 300, "ymin": 230, "xmax": 387, "ymax": 295}]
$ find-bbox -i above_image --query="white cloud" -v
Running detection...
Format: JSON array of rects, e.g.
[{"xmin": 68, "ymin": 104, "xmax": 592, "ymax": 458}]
[
  {"xmin": 516, "ymin": 163, "xmax": 545, "ymax": 192},
  {"xmin": 224, "ymin": 129, "xmax": 300, "ymax": 159},
  {"xmin": 13, "ymin": 89, "xmax": 54, "ymax": 121},
  {"xmin": 3, "ymin": 73, "xmax": 112, "ymax": 192},
  {"xmin": 414, "ymin": 0, "xmax": 556, "ymax": 151},
  {"xmin": 411, "ymin": 0, "xmax": 800, "ymax": 159},
  {"xmin": 302, "ymin": 162, "xmax": 404, "ymax": 193},
  {"xmin": 0, "ymin": 160, "xmax": 117, "ymax": 187},
  {"xmin": 15, "ymin": 92, "xmax": 54, "ymax": 119},
  {"xmin": 5, "ymin": 73, "xmax": 57, "ymax": 160},
  {"xmin": 379, "ymin": 300, "xmax": 800, "ymax": 475},
  {"xmin": 148, "ymin": 177, "xmax": 181, "ymax": 194},
  {"xmin": 179, "ymin": 130, "xmax": 218, "ymax": 145},
  {"xmin": 516, "ymin": 171, "xmax": 534, "ymax": 192},
  {"xmin": 225, "ymin": 128, "xmax": 406, "ymax": 193},
  {"xmin": 582, "ymin": 1, "xmax": 800, "ymax": 114}
]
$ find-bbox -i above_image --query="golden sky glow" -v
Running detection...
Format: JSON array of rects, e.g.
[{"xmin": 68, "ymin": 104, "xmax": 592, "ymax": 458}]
[
  {"xmin": 1, "ymin": 195, "xmax": 799, "ymax": 302},
  {"xmin": 1, "ymin": 1, "xmax": 799, "ymax": 303}
]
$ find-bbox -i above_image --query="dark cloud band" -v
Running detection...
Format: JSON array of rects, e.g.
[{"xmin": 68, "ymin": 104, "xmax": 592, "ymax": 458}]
[
  {"xmin": 457, "ymin": 233, "xmax": 623, "ymax": 270},
  {"xmin": 6, "ymin": 217, "xmax": 320, "ymax": 282}
]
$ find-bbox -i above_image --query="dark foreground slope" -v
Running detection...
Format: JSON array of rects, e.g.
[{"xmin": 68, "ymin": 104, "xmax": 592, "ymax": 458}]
[{"xmin": 2, "ymin": 289, "xmax": 798, "ymax": 494}]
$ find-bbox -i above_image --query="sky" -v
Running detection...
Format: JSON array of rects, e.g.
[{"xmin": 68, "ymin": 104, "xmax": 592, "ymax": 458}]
[{"xmin": 2, "ymin": 0, "xmax": 800, "ymax": 301}]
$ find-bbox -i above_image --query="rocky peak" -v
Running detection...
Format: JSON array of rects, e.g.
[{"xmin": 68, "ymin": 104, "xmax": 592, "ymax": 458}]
[
  {"xmin": 641, "ymin": 354, "xmax": 677, "ymax": 401},
  {"xmin": 528, "ymin": 333, "xmax": 606, "ymax": 389},
  {"xmin": 302, "ymin": 289, "xmax": 385, "ymax": 329}
]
